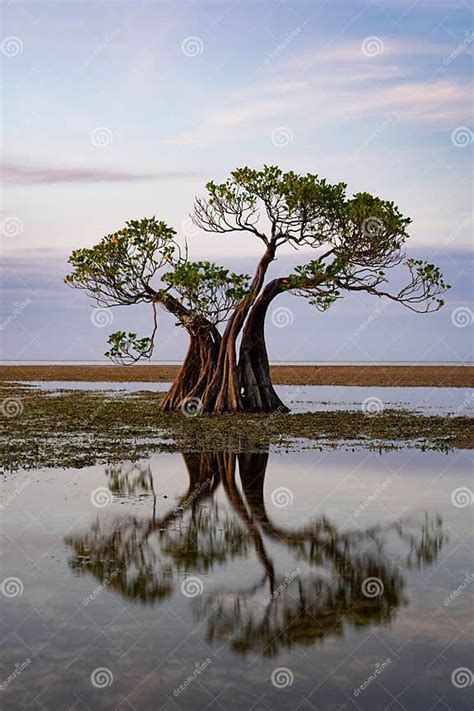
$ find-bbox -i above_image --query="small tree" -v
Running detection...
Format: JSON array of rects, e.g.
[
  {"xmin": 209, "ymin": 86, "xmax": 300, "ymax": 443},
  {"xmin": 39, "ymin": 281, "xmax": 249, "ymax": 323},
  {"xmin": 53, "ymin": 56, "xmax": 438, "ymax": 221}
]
[
  {"xmin": 192, "ymin": 167, "xmax": 448, "ymax": 412},
  {"xmin": 66, "ymin": 167, "xmax": 449, "ymax": 414},
  {"xmin": 65, "ymin": 217, "xmax": 250, "ymax": 410}
]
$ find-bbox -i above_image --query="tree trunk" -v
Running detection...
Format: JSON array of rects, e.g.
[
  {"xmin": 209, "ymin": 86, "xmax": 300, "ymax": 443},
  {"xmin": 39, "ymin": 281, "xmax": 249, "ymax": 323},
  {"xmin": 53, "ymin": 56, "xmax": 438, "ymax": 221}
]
[
  {"xmin": 160, "ymin": 249, "xmax": 287, "ymax": 414},
  {"xmin": 239, "ymin": 279, "xmax": 289, "ymax": 413},
  {"xmin": 200, "ymin": 325, "xmax": 242, "ymax": 413},
  {"xmin": 160, "ymin": 324, "xmax": 221, "ymax": 411},
  {"xmin": 201, "ymin": 245, "xmax": 276, "ymax": 413},
  {"xmin": 237, "ymin": 452, "xmax": 270, "ymax": 521},
  {"xmin": 218, "ymin": 451, "xmax": 275, "ymax": 594},
  {"xmin": 181, "ymin": 452, "xmax": 221, "ymax": 499}
]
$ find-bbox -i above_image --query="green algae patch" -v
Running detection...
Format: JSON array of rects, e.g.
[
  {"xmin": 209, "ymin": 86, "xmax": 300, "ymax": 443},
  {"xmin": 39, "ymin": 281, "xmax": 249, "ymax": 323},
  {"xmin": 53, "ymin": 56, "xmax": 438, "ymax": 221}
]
[{"xmin": 0, "ymin": 383, "xmax": 472, "ymax": 472}]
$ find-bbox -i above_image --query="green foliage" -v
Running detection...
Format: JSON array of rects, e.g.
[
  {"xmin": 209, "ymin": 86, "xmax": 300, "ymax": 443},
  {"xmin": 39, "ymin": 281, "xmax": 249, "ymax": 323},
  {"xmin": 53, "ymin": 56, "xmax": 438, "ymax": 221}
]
[
  {"xmin": 65, "ymin": 217, "xmax": 178, "ymax": 306},
  {"xmin": 285, "ymin": 259, "xmax": 327, "ymax": 287},
  {"xmin": 230, "ymin": 165, "xmax": 346, "ymax": 214},
  {"xmin": 105, "ymin": 331, "xmax": 153, "ymax": 365},
  {"xmin": 403, "ymin": 258, "xmax": 451, "ymax": 309},
  {"xmin": 194, "ymin": 166, "xmax": 421, "ymax": 281},
  {"xmin": 339, "ymin": 192, "xmax": 411, "ymax": 264},
  {"xmin": 281, "ymin": 260, "xmax": 341, "ymax": 311},
  {"xmin": 195, "ymin": 165, "xmax": 346, "ymax": 246},
  {"xmin": 162, "ymin": 261, "xmax": 250, "ymax": 324}
]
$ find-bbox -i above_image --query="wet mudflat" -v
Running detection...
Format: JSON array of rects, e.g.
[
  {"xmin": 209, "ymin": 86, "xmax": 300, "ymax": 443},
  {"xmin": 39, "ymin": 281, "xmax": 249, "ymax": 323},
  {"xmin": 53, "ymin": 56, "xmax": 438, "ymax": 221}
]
[
  {"xmin": 17, "ymin": 380, "xmax": 474, "ymax": 416},
  {"xmin": 1, "ymin": 447, "xmax": 473, "ymax": 710},
  {"xmin": 1, "ymin": 382, "xmax": 473, "ymax": 473}
]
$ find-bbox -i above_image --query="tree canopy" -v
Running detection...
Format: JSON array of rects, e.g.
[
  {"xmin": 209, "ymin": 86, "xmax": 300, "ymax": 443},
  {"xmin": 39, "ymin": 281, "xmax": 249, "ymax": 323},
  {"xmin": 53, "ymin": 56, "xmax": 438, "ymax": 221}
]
[{"xmin": 66, "ymin": 165, "xmax": 450, "ymax": 413}]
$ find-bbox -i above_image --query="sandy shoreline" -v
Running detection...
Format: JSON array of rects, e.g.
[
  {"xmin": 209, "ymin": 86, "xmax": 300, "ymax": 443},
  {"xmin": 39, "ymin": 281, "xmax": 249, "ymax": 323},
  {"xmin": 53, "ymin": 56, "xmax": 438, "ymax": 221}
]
[{"xmin": 1, "ymin": 364, "xmax": 472, "ymax": 387}]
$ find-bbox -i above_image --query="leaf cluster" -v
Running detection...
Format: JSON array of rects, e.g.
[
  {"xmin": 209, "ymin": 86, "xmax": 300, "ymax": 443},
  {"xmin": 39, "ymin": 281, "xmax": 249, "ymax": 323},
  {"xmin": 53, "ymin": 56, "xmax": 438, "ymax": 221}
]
[
  {"xmin": 65, "ymin": 217, "xmax": 179, "ymax": 306},
  {"xmin": 162, "ymin": 261, "xmax": 251, "ymax": 324}
]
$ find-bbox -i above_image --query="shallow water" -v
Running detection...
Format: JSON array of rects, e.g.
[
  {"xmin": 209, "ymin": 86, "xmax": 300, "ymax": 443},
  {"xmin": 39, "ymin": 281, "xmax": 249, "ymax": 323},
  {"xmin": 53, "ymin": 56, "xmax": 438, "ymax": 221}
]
[
  {"xmin": 279, "ymin": 384, "xmax": 474, "ymax": 415},
  {"xmin": 21, "ymin": 380, "xmax": 474, "ymax": 416},
  {"xmin": 1, "ymin": 448, "xmax": 473, "ymax": 709}
]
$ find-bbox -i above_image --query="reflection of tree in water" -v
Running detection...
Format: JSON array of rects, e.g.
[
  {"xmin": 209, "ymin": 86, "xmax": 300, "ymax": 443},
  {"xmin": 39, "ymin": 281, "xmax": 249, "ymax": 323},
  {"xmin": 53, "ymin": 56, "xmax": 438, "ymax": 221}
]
[
  {"xmin": 66, "ymin": 455, "xmax": 248, "ymax": 604},
  {"xmin": 65, "ymin": 452, "xmax": 446, "ymax": 655},
  {"xmin": 107, "ymin": 461, "xmax": 156, "ymax": 498}
]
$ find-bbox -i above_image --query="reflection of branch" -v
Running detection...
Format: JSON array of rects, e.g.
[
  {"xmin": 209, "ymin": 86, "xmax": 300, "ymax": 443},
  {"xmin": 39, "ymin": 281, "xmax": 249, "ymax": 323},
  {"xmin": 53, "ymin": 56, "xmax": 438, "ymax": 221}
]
[
  {"xmin": 64, "ymin": 451, "xmax": 446, "ymax": 654},
  {"xmin": 66, "ymin": 457, "xmax": 225, "ymax": 603},
  {"xmin": 391, "ymin": 514, "xmax": 446, "ymax": 568},
  {"xmin": 218, "ymin": 452, "xmax": 275, "ymax": 596}
]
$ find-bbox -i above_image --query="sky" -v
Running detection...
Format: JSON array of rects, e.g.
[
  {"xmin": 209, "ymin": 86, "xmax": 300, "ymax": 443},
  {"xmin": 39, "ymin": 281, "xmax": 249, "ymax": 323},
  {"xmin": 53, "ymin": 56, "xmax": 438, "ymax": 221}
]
[{"xmin": 1, "ymin": 0, "xmax": 473, "ymax": 363}]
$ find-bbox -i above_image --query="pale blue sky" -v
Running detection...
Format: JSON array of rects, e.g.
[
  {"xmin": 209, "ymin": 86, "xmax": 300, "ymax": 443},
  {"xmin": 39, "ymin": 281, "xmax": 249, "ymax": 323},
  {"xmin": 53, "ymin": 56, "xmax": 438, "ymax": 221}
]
[{"xmin": 1, "ymin": 0, "xmax": 472, "ymax": 361}]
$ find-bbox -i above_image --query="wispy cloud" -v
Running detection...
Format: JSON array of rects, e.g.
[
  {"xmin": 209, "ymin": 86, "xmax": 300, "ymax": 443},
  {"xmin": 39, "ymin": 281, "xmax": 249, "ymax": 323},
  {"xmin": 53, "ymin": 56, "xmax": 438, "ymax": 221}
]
[
  {"xmin": 165, "ymin": 36, "xmax": 471, "ymax": 147},
  {"xmin": 164, "ymin": 81, "xmax": 306, "ymax": 146},
  {"xmin": 339, "ymin": 79, "xmax": 470, "ymax": 121},
  {"xmin": 289, "ymin": 38, "xmax": 465, "ymax": 68},
  {"xmin": 1, "ymin": 163, "xmax": 197, "ymax": 186}
]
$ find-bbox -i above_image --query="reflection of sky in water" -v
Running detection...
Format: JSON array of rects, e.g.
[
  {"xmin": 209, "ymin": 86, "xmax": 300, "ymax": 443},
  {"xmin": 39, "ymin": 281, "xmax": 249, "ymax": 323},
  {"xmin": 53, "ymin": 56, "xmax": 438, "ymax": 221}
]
[
  {"xmin": 279, "ymin": 385, "xmax": 474, "ymax": 415},
  {"xmin": 1, "ymin": 449, "xmax": 472, "ymax": 709},
  {"xmin": 22, "ymin": 381, "xmax": 474, "ymax": 416}
]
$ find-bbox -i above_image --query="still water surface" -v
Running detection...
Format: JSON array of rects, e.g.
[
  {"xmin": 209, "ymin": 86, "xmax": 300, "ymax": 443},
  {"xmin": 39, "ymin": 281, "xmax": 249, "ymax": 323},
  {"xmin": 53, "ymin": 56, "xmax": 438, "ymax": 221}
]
[
  {"xmin": 21, "ymin": 380, "xmax": 474, "ymax": 416},
  {"xmin": 1, "ymin": 449, "xmax": 472, "ymax": 709}
]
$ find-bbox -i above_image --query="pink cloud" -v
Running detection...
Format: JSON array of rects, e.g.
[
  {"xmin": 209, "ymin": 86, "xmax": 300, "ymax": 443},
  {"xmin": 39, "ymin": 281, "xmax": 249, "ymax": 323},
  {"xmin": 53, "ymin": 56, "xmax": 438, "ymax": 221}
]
[{"xmin": 1, "ymin": 163, "xmax": 197, "ymax": 185}]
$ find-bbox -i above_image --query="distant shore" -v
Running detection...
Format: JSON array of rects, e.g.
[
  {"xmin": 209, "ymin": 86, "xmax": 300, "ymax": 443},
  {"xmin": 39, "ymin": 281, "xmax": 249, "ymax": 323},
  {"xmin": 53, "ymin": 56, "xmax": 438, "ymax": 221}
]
[{"xmin": 1, "ymin": 364, "xmax": 472, "ymax": 388}]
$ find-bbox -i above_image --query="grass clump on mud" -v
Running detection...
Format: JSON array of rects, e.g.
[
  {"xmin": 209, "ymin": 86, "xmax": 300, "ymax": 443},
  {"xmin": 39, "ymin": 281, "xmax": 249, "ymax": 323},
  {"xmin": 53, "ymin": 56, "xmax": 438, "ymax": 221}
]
[{"xmin": 1, "ymin": 383, "xmax": 473, "ymax": 472}]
